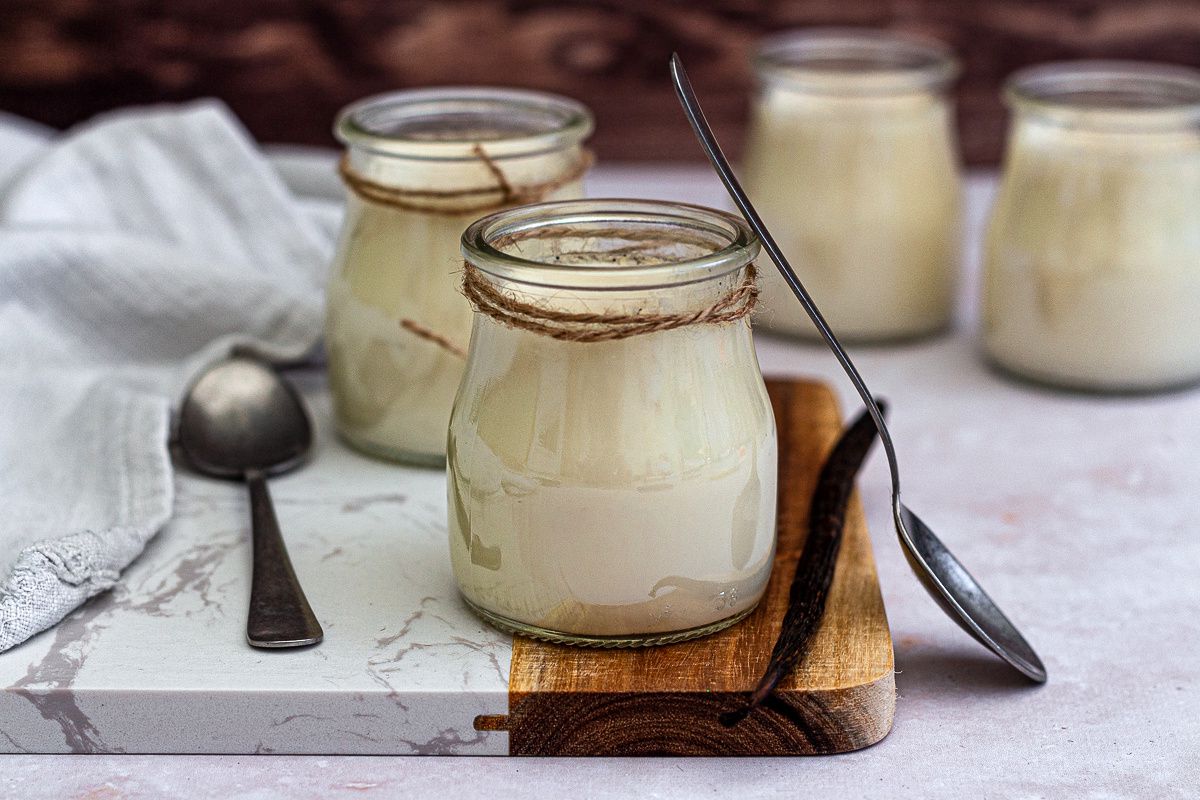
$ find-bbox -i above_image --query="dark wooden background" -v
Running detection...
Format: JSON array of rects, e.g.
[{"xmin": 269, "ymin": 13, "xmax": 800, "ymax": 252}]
[{"xmin": 3, "ymin": 1, "xmax": 1199, "ymax": 163}]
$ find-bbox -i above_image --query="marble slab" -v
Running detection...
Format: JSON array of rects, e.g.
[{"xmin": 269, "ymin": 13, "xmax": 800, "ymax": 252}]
[{"xmin": 0, "ymin": 373, "xmax": 511, "ymax": 755}]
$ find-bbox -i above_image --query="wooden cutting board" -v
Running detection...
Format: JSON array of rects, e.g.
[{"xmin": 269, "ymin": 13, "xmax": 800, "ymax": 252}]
[{"xmin": 476, "ymin": 379, "xmax": 896, "ymax": 756}]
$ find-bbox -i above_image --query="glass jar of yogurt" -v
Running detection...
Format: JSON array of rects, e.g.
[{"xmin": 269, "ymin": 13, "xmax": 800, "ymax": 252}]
[
  {"xmin": 742, "ymin": 29, "xmax": 962, "ymax": 342},
  {"xmin": 449, "ymin": 200, "xmax": 778, "ymax": 646},
  {"xmin": 327, "ymin": 88, "xmax": 593, "ymax": 465},
  {"xmin": 983, "ymin": 62, "xmax": 1200, "ymax": 392}
]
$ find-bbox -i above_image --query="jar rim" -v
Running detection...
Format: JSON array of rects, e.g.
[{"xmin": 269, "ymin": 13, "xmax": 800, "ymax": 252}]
[
  {"xmin": 754, "ymin": 28, "xmax": 959, "ymax": 94},
  {"xmin": 1006, "ymin": 61, "xmax": 1200, "ymax": 128},
  {"xmin": 461, "ymin": 199, "xmax": 762, "ymax": 290},
  {"xmin": 335, "ymin": 87, "xmax": 594, "ymax": 161}
]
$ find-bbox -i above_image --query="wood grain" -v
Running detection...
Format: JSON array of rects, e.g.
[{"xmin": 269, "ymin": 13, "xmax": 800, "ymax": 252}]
[
  {"xmin": 482, "ymin": 378, "xmax": 895, "ymax": 756},
  {"xmin": 3, "ymin": 2, "xmax": 1199, "ymax": 163}
]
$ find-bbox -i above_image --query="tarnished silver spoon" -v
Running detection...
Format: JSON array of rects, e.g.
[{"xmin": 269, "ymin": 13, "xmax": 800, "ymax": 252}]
[
  {"xmin": 178, "ymin": 355, "xmax": 323, "ymax": 648},
  {"xmin": 670, "ymin": 53, "xmax": 1045, "ymax": 682}
]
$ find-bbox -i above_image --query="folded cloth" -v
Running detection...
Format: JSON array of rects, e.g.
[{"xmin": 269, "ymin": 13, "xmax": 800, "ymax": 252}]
[{"xmin": 0, "ymin": 101, "xmax": 337, "ymax": 652}]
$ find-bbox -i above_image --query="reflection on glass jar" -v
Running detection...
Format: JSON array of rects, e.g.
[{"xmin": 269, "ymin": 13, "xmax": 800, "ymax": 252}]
[
  {"xmin": 327, "ymin": 88, "xmax": 593, "ymax": 465},
  {"xmin": 449, "ymin": 200, "xmax": 777, "ymax": 646},
  {"xmin": 742, "ymin": 29, "xmax": 962, "ymax": 342},
  {"xmin": 983, "ymin": 63, "xmax": 1200, "ymax": 392}
]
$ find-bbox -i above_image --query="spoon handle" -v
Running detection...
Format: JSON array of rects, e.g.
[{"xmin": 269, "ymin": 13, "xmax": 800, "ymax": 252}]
[
  {"xmin": 246, "ymin": 470, "xmax": 323, "ymax": 648},
  {"xmin": 669, "ymin": 53, "xmax": 901, "ymax": 497}
]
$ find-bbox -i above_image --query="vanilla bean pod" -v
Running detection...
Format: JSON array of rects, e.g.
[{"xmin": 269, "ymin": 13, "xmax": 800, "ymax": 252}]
[{"xmin": 720, "ymin": 401, "xmax": 886, "ymax": 727}]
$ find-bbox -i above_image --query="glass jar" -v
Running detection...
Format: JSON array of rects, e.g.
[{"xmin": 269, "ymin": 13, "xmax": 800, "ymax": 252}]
[
  {"xmin": 742, "ymin": 29, "xmax": 962, "ymax": 342},
  {"xmin": 449, "ymin": 200, "xmax": 778, "ymax": 647},
  {"xmin": 983, "ymin": 62, "xmax": 1200, "ymax": 392},
  {"xmin": 327, "ymin": 88, "xmax": 593, "ymax": 465}
]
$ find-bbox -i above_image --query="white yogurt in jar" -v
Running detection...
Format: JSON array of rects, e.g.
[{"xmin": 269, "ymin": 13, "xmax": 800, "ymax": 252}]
[
  {"xmin": 742, "ymin": 29, "xmax": 962, "ymax": 342},
  {"xmin": 449, "ymin": 201, "xmax": 778, "ymax": 645},
  {"xmin": 327, "ymin": 88, "xmax": 592, "ymax": 464},
  {"xmin": 983, "ymin": 62, "xmax": 1200, "ymax": 392}
]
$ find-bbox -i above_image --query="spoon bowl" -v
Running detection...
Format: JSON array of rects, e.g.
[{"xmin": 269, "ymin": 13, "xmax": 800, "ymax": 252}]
[
  {"xmin": 179, "ymin": 357, "xmax": 312, "ymax": 478},
  {"xmin": 179, "ymin": 355, "xmax": 323, "ymax": 649},
  {"xmin": 897, "ymin": 505, "xmax": 1047, "ymax": 680}
]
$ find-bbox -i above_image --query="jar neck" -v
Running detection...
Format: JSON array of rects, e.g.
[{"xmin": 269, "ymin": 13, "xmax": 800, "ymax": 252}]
[
  {"xmin": 342, "ymin": 144, "xmax": 590, "ymax": 212},
  {"xmin": 471, "ymin": 262, "xmax": 758, "ymax": 322},
  {"xmin": 461, "ymin": 200, "xmax": 761, "ymax": 338},
  {"xmin": 1006, "ymin": 62, "xmax": 1200, "ymax": 135},
  {"xmin": 462, "ymin": 201, "xmax": 760, "ymax": 290},
  {"xmin": 336, "ymin": 87, "xmax": 592, "ymax": 159},
  {"xmin": 754, "ymin": 28, "xmax": 958, "ymax": 97},
  {"xmin": 1008, "ymin": 114, "xmax": 1199, "ymax": 158},
  {"xmin": 335, "ymin": 87, "xmax": 593, "ymax": 209}
]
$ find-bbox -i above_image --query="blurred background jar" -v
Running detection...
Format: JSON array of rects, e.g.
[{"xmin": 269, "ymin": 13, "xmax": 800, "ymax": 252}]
[
  {"xmin": 742, "ymin": 29, "xmax": 962, "ymax": 342},
  {"xmin": 983, "ymin": 63, "xmax": 1200, "ymax": 392},
  {"xmin": 450, "ymin": 200, "xmax": 776, "ymax": 646},
  {"xmin": 327, "ymin": 88, "xmax": 593, "ymax": 465}
]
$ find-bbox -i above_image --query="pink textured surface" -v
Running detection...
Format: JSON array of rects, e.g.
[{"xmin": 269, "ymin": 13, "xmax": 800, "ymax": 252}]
[{"xmin": 2, "ymin": 169, "xmax": 1197, "ymax": 797}]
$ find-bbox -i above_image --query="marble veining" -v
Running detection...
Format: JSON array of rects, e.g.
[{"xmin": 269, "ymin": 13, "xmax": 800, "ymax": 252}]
[
  {"xmin": 12, "ymin": 596, "xmax": 116, "ymax": 753},
  {"xmin": 0, "ymin": 390, "xmax": 509, "ymax": 755}
]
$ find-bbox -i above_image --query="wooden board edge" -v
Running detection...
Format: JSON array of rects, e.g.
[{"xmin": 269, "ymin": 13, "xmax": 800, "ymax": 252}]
[{"xmin": 485, "ymin": 665, "xmax": 894, "ymax": 756}]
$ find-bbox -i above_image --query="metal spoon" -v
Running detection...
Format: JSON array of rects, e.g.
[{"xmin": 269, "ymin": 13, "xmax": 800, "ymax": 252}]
[
  {"xmin": 670, "ymin": 53, "xmax": 1045, "ymax": 682},
  {"xmin": 178, "ymin": 355, "xmax": 323, "ymax": 648}
]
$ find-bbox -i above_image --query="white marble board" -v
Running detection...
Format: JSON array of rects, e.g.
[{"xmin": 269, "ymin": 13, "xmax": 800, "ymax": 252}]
[{"xmin": 0, "ymin": 375, "xmax": 511, "ymax": 755}]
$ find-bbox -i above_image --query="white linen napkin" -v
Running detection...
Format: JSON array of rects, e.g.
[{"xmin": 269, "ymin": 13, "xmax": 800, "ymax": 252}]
[{"xmin": 0, "ymin": 101, "xmax": 338, "ymax": 652}]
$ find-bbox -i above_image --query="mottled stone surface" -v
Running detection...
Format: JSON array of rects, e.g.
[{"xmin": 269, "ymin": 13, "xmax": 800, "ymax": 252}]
[
  {"xmin": 0, "ymin": 380, "xmax": 510, "ymax": 756},
  {"xmin": 0, "ymin": 168, "xmax": 1198, "ymax": 796}
]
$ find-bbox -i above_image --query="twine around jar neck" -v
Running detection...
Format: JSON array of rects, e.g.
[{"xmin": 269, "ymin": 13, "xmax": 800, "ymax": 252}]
[
  {"xmin": 460, "ymin": 262, "xmax": 759, "ymax": 343},
  {"xmin": 337, "ymin": 146, "xmax": 594, "ymax": 215}
]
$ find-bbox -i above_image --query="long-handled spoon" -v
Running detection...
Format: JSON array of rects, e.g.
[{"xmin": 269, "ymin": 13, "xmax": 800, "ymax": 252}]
[
  {"xmin": 178, "ymin": 355, "xmax": 324, "ymax": 648},
  {"xmin": 671, "ymin": 53, "xmax": 1045, "ymax": 682}
]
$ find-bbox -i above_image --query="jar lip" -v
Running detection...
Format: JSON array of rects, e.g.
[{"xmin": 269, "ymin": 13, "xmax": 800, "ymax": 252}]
[
  {"xmin": 754, "ymin": 28, "xmax": 959, "ymax": 94},
  {"xmin": 335, "ymin": 87, "xmax": 594, "ymax": 161},
  {"xmin": 1006, "ymin": 61, "xmax": 1200, "ymax": 127},
  {"xmin": 461, "ymin": 199, "xmax": 762, "ymax": 290}
]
